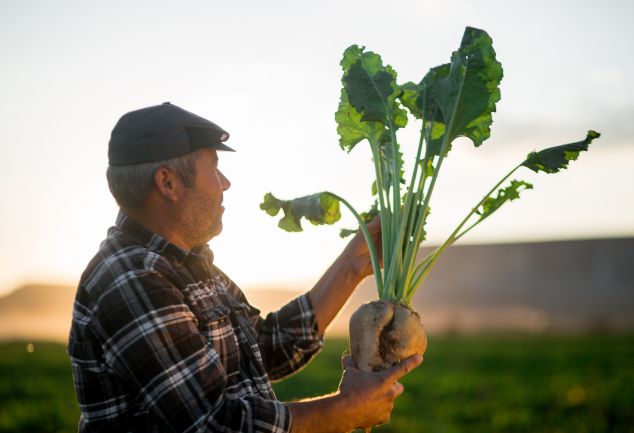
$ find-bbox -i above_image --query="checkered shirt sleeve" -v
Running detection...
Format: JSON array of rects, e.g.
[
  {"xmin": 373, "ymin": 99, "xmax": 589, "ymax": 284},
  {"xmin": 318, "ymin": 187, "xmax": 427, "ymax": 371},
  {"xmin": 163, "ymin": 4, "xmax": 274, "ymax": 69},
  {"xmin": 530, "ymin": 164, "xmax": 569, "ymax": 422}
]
[{"xmin": 253, "ymin": 294, "xmax": 324, "ymax": 381}]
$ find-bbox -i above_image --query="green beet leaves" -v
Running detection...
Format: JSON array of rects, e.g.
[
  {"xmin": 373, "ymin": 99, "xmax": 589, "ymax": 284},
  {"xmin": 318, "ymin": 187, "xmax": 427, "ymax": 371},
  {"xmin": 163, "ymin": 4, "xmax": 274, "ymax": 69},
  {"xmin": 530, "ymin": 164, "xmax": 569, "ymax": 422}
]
[
  {"xmin": 335, "ymin": 45, "xmax": 408, "ymax": 152},
  {"xmin": 260, "ymin": 192, "xmax": 341, "ymax": 232},
  {"xmin": 261, "ymin": 27, "xmax": 600, "ymax": 304},
  {"xmin": 522, "ymin": 130, "xmax": 601, "ymax": 173},
  {"xmin": 335, "ymin": 92, "xmax": 387, "ymax": 153},
  {"xmin": 418, "ymin": 27, "xmax": 503, "ymax": 157}
]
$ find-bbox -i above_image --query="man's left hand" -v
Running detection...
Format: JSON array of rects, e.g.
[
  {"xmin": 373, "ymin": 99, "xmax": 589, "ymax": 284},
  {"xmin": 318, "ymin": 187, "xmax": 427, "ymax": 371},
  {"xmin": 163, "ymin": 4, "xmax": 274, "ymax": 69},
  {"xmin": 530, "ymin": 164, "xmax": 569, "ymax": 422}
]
[{"xmin": 342, "ymin": 217, "xmax": 382, "ymax": 281}]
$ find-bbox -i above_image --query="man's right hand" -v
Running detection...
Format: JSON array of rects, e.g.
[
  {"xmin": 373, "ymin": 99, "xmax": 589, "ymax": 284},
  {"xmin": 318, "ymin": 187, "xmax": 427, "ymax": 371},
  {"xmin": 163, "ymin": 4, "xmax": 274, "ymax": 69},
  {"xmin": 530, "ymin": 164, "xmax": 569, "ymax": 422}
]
[{"xmin": 336, "ymin": 353, "xmax": 423, "ymax": 430}]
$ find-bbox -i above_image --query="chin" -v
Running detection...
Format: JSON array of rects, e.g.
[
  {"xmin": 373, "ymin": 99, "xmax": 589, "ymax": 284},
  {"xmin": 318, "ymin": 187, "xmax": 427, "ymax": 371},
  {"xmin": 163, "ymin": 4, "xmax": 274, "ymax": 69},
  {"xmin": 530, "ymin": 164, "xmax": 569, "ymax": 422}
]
[{"xmin": 207, "ymin": 223, "xmax": 223, "ymax": 241}]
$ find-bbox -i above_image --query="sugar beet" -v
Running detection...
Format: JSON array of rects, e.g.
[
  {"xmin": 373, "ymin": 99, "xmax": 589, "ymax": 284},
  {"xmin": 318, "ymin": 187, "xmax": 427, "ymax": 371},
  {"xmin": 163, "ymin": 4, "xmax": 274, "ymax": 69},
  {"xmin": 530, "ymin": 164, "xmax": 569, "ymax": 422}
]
[{"xmin": 349, "ymin": 300, "xmax": 426, "ymax": 372}]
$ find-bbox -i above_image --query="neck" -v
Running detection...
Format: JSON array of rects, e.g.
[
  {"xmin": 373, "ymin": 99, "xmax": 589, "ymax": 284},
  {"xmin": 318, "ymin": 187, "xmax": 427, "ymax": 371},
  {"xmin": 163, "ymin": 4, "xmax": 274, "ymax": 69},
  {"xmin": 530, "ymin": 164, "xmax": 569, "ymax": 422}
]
[{"xmin": 123, "ymin": 206, "xmax": 192, "ymax": 251}]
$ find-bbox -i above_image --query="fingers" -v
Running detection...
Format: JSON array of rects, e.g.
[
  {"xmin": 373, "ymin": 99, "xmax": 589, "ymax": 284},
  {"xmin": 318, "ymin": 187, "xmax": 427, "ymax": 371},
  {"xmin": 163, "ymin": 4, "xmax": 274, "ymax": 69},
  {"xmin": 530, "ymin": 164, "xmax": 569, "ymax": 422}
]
[
  {"xmin": 382, "ymin": 354, "xmax": 423, "ymax": 382},
  {"xmin": 392, "ymin": 381, "xmax": 405, "ymax": 397},
  {"xmin": 341, "ymin": 354, "xmax": 356, "ymax": 370},
  {"xmin": 367, "ymin": 216, "xmax": 381, "ymax": 231},
  {"xmin": 367, "ymin": 217, "xmax": 382, "ymax": 242}
]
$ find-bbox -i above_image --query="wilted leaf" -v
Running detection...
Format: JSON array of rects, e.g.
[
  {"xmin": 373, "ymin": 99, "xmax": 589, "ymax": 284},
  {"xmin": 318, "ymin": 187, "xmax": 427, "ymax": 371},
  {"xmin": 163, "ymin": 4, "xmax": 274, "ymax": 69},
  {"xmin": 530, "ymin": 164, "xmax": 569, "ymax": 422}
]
[
  {"xmin": 476, "ymin": 180, "xmax": 533, "ymax": 220},
  {"xmin": 522, "ymin": 130, "xmax": 600, "ymax": 173},
  {"xmin": 260, "ymin": 192, "xmax": 341, "ymax": 232}
]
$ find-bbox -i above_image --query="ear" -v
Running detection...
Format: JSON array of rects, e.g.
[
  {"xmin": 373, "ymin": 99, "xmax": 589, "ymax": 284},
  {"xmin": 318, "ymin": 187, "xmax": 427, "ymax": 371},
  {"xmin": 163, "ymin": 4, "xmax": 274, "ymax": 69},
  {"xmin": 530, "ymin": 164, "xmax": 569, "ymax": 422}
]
[{"xmin": 153, "ymin": 167, "xmax": 183, "ymax": 202}]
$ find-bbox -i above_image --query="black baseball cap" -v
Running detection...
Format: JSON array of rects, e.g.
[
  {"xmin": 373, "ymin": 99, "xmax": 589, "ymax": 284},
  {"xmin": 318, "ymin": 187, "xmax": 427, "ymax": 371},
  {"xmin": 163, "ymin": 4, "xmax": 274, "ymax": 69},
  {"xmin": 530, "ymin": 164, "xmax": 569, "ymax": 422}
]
[{"xmin": 108, "ymin": 102, "xmax": 234, "ymax": 166}]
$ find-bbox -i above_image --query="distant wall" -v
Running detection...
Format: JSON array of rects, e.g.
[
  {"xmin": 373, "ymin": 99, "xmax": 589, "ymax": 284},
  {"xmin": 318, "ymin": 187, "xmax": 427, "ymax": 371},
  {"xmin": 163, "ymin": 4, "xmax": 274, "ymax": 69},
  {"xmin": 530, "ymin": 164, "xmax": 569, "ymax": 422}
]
[{"xmin": 327, "ymin": 238, "xmax": 634, "ymax": 335}]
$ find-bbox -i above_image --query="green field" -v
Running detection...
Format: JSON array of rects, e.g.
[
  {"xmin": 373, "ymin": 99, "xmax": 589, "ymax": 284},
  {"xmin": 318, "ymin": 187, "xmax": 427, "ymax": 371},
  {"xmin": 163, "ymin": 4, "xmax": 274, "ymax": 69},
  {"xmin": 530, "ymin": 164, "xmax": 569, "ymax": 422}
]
[{"xmin": 1, "ymin": 336, "xmax": 633, "ymax": 433}]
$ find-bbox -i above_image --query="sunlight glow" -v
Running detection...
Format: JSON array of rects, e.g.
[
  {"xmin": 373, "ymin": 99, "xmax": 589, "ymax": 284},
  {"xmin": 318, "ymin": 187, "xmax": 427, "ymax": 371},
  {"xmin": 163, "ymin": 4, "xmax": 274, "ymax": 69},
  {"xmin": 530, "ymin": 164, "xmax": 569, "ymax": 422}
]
[{"xmin": 0, "ymin": 0, "xmax": 632, "ymax": 294}]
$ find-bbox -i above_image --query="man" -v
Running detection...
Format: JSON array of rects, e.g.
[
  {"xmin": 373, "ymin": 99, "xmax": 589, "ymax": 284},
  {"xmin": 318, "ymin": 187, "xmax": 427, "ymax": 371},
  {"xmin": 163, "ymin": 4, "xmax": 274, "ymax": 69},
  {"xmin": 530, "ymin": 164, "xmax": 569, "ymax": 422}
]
[{"xmin": 68, "ymin": 102, "xmax": 422, "ymax": 433}]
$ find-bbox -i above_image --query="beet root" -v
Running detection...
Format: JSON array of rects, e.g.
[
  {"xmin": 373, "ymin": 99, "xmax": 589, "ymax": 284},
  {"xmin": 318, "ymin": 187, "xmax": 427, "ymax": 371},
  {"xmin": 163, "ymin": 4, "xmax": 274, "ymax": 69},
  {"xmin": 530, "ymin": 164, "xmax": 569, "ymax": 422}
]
[{"xmin": 349, "ymin": 300, "xmax": 427, "ymax": 372}]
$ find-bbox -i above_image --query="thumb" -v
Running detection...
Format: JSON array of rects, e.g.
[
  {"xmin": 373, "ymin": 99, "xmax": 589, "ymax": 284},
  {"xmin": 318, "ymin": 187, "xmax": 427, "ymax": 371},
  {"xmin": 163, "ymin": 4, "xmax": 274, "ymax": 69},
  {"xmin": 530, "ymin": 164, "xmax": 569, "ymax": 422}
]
[{"xmin": 382, "ymin": 354, "xmax": 423, "ymax": 382}]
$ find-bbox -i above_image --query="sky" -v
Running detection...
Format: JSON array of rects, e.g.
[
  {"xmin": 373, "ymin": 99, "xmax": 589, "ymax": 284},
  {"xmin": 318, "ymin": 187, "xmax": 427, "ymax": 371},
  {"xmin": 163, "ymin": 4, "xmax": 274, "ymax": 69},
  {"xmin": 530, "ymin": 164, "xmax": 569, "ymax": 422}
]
[{"xmin": 0, "ymin": 0, "xmax": 632, "ymax": 295}]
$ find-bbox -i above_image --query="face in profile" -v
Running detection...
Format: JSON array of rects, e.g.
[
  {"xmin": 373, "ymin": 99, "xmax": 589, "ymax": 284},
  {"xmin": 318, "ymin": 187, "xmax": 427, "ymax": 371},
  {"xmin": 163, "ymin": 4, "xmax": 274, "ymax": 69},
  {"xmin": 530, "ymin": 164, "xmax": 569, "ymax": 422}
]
[{"xmin": 178, "ymin": 149, "xmax": 231, "ymax": 247}]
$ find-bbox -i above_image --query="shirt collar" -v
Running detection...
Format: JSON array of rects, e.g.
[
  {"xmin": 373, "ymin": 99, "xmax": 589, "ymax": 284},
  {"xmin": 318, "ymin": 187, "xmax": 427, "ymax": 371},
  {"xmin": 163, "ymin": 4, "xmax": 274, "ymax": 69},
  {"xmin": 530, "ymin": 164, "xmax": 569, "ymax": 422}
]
[{"xmin": 113, "ymin": 210, "xmax": 215, "ymax": 270}]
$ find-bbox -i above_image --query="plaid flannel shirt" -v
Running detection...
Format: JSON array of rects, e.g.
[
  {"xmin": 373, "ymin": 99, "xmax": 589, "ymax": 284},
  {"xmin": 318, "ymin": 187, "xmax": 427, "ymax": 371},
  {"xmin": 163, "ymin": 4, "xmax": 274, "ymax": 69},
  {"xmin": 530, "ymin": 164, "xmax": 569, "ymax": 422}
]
[{"xmin": 68, "ymin": 212, "xmax": 323, "ymax": 433}]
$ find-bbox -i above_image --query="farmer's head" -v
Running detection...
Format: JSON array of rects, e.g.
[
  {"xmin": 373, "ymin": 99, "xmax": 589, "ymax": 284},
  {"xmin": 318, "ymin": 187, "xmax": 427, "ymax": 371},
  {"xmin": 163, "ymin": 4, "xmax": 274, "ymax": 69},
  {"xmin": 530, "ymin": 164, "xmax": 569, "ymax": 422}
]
[{"xmin": 106, "ymin": 102, "xmax": 232, "ymax": 248}]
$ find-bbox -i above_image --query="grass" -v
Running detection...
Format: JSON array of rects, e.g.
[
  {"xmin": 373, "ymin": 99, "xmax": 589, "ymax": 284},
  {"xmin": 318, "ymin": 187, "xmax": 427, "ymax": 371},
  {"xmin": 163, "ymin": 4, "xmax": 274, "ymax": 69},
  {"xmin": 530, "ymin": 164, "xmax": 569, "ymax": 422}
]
[
  {"xmin": 0, "ymin": 342, "xmax": 79, "ymax": 433},
  {"xmin": 275, "ymin": 336, "xmax": 634, "ymax": 432},
  {"xmin": 1, "ymin": 336, "xmax": 633, "ymax": 432}
]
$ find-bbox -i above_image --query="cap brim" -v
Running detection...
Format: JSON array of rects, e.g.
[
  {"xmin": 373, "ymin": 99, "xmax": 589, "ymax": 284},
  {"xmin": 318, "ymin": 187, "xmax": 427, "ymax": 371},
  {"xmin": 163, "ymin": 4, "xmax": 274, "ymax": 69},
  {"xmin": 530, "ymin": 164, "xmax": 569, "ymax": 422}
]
[{"xmin": 214, "ymin": 142, "xmax": 235, "ymax": 152}]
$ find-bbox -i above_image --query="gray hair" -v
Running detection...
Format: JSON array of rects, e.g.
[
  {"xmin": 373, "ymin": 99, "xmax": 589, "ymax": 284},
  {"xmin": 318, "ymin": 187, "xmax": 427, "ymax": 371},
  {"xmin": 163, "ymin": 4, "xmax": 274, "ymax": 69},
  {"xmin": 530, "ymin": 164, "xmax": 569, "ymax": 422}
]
[{"xmin": 106, "ymin": 152, "xmax": 198, "ymax": 209}]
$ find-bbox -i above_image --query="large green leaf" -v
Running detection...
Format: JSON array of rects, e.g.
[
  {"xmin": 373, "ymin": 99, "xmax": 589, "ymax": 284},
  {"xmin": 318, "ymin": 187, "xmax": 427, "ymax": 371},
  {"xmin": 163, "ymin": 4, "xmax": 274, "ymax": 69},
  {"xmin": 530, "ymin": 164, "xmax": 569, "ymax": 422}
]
[
  {"xmin": 419, "ymin": 27, "xmax": 503, "ymax": 157},
  {"xmin": 399, "ymin": 79, "xmax": 445, "ymax": 160},
  {"xmin": 476, "ymin": 180, "xmax": 533, "ymax": 221},
  {"xmin": 522, "ymin": 130, "xmax": 600, "ymax": 173},
  {"xmin": 260, "ymin": 192, "xmax": 341, "ymax": 232},
  {"xmin": 335, "ymin": 45, "xmax": 407, "ymax": 152},
  {"xmin": 345, "ymin": 60, "xmax": 395, "ymax": 123},
  {"xmin": 335, "ymin": 91, "xmax": 387, "ymax": 152},
  {"xmin": 417, "ymin": 64, "xmax": 451, "ymax": 124}
]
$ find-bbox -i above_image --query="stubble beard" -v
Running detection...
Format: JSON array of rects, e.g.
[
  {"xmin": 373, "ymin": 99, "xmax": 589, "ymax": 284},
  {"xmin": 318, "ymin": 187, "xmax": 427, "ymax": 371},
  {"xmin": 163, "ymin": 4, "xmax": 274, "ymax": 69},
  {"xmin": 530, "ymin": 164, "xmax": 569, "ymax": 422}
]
[{"xmin": 178, "ymin": 189, "xmax": 222, "ymax": 249}]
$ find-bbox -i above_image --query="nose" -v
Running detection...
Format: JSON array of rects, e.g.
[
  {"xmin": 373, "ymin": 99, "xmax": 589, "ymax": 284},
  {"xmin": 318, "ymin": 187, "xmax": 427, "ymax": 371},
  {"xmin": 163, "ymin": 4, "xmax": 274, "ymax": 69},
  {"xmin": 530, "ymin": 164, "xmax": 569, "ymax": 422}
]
[{"xmin": 219, "ymin": 170, "xmax": 231, "ymax": 191}]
